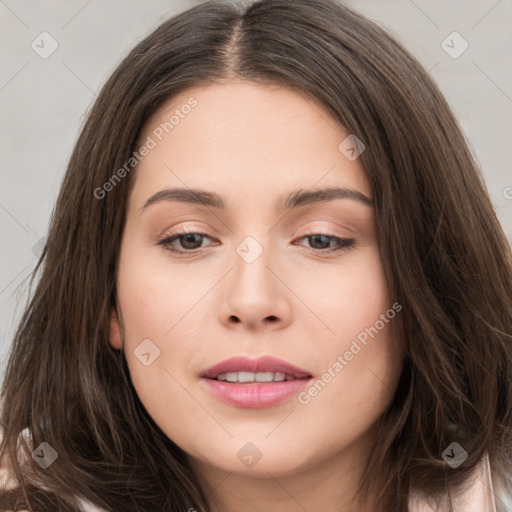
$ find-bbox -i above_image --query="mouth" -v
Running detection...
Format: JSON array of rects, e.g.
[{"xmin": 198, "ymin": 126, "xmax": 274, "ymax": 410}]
[
  {"xmin": 215, "ymin": 371, "xmax": 298, "ymax": 383},
  {"xmin": 200, "ymin": 355, "xmax": 312, "ymax": 380},
  {"xmin": 200, "ymin": 356, "xmax": 313, "ymax": 408}
]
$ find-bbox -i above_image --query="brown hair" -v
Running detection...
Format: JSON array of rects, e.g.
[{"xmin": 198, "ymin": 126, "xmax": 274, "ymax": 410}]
[{"xmin": 1, "ymin": 0, "xmax": 512, "ymax": 510}]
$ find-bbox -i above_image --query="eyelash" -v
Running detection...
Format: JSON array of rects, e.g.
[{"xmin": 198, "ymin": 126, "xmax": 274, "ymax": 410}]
[{"xmin": 157, "ymin": 227, "xmax": 355, "ymax": 257}]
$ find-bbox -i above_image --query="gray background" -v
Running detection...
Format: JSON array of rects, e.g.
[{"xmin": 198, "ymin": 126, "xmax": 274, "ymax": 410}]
[{"xmin": 1, "ymin": 0, "xmax": 511, "ymax": 382}]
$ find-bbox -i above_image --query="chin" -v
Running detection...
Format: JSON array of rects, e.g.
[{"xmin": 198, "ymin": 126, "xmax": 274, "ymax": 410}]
[{"xmin": 204, "ymin": 445, "xmax": 313, "ymax": 477}]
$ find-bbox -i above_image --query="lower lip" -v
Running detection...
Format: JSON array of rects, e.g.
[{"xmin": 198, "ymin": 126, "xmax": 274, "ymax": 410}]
[{"xmin": 201, "ymin": 378, "xmax": 311, "ymax": 408}]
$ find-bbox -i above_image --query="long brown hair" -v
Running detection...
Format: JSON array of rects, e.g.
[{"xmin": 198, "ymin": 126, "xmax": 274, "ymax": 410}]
[{"xmin": 1, "ymin": 0, "xmax": 512, "ymax": 510}]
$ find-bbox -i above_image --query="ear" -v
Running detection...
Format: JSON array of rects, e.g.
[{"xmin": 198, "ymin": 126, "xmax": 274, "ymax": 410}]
[{"xmin": 109, "ymin": 305, "xmax": 123, "ymax": 350}]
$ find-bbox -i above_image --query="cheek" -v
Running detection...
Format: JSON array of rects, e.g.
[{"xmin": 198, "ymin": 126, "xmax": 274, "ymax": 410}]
[
  {"xmin": 296, "ymin": 322, "xmax": 401, "ymax": 461},
  {"xmin": 305, "ymin": 248, "xmax": 391, "ymax": 341},
  {"xmin": 115, "ymin": 243, "xmax": 210, "ymax": 433},
  {"xmin": 299, "ymin": 249, "xmax": 400, "ymax": 422},
  {"xmin": 116, "ymin": 242, "xmax": 193, "ymax": 339}
]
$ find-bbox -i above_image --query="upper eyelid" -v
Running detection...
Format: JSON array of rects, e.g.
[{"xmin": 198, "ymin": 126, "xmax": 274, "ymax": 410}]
[
  {"xmin": 160, "ymin": 219, "xmax": 355, "ymax": 236},
  {"xmin": 160, "ymin": 226, "xmax": 351, "ymax": 240}
]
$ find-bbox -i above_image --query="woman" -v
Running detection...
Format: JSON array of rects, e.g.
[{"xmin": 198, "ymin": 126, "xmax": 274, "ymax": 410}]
[{"xmin": 1, "ymin": 0, "xmax": 511, "ymax": 510}]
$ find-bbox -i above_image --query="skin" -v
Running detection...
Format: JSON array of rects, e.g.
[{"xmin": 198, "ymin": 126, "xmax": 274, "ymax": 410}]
[{"xmin": 109, "ymin": 81, "xmax": 404, "ymax": 512}]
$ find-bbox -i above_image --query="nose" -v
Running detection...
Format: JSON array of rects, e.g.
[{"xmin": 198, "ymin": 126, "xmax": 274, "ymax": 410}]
[{"xmin": 218, "ymin": 243, "xmax": 293, "ymax": 331}]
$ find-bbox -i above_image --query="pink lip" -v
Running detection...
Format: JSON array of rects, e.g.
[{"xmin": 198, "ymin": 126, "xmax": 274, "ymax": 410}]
[{"xmin": 200, "ymin": 356, "xmax": 313, "ymax": 409}]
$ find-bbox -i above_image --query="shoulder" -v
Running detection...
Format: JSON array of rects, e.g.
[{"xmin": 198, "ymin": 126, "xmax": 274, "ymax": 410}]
[
  {"xmin": 0, "ymin": 422, "xmax": 32, "ymax": 490},
  {"xmin": 0, "ymin": 423, "xmax": 33, "ymax": 512},
  {"xmin": 408, "ymin": 453, "xmax": 512, "ymax": 512},
  {"xmin": 0, "ymin": 422, "xmax": 107, "ymax": 512},
  {"xmin": 409, "ymin": 455, "xmax": 512, "ymax": 512},
  {"xmin": 493, "ymin": 460, "xmax": 512, "ymax": 512}
]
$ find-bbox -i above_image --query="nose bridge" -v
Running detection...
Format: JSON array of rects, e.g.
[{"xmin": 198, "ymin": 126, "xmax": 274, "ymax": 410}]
[
  {"xmin": 235, "ymin": 233, "xmax": 267, "ymax": 266},
  {"xmin": 232, "ymin": 234, "xmax": 273, "ymax": 295}
]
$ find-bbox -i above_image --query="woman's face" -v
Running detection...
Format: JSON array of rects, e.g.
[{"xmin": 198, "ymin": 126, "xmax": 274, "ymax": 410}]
[{"xmin": 110, "ymin": 81, "xmax": 403, "ymax": 480}]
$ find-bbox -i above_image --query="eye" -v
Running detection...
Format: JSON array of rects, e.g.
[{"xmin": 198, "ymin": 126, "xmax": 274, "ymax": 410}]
[
  {"xmin": 157, "ymin": 228, "xmax": 355, "ymax": 256},
  {"xmin": 294, "ymin": 231, "xmax": 355, "ymax": 255},
  {"xmin": 158, "ymin": 227, "xmax": 215, "ymax": 253}
]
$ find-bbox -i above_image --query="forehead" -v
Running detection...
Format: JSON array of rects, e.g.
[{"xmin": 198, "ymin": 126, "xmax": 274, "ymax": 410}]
[{"xmin": 130, "ymin": 81, "xmax": 371, "ymax": 208}]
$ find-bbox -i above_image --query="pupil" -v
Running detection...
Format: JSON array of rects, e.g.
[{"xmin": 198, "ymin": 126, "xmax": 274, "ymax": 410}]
[
  {"xmin": 182, "ymin": 234, "xmax": 201, "ymax": 249},
  {"xmin": 310, "ymin": 235, "xmax": 329, "ymax": 249}
]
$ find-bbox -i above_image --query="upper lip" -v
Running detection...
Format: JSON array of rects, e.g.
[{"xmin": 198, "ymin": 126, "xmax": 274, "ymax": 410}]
[{"xmin": 200, "ymin": 356, "xmax": 312, "ymax": 379}]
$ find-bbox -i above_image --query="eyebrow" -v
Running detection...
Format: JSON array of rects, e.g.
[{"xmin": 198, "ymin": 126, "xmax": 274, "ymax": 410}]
[{"xmin": 139, "ymin": 186, "xmax": 374, "ymax": 215}]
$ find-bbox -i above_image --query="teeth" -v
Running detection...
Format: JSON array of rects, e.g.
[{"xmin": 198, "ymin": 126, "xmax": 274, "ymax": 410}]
[{"xmin": 216, "ymin": 371, "xmax": 294, "ymax": 383}]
